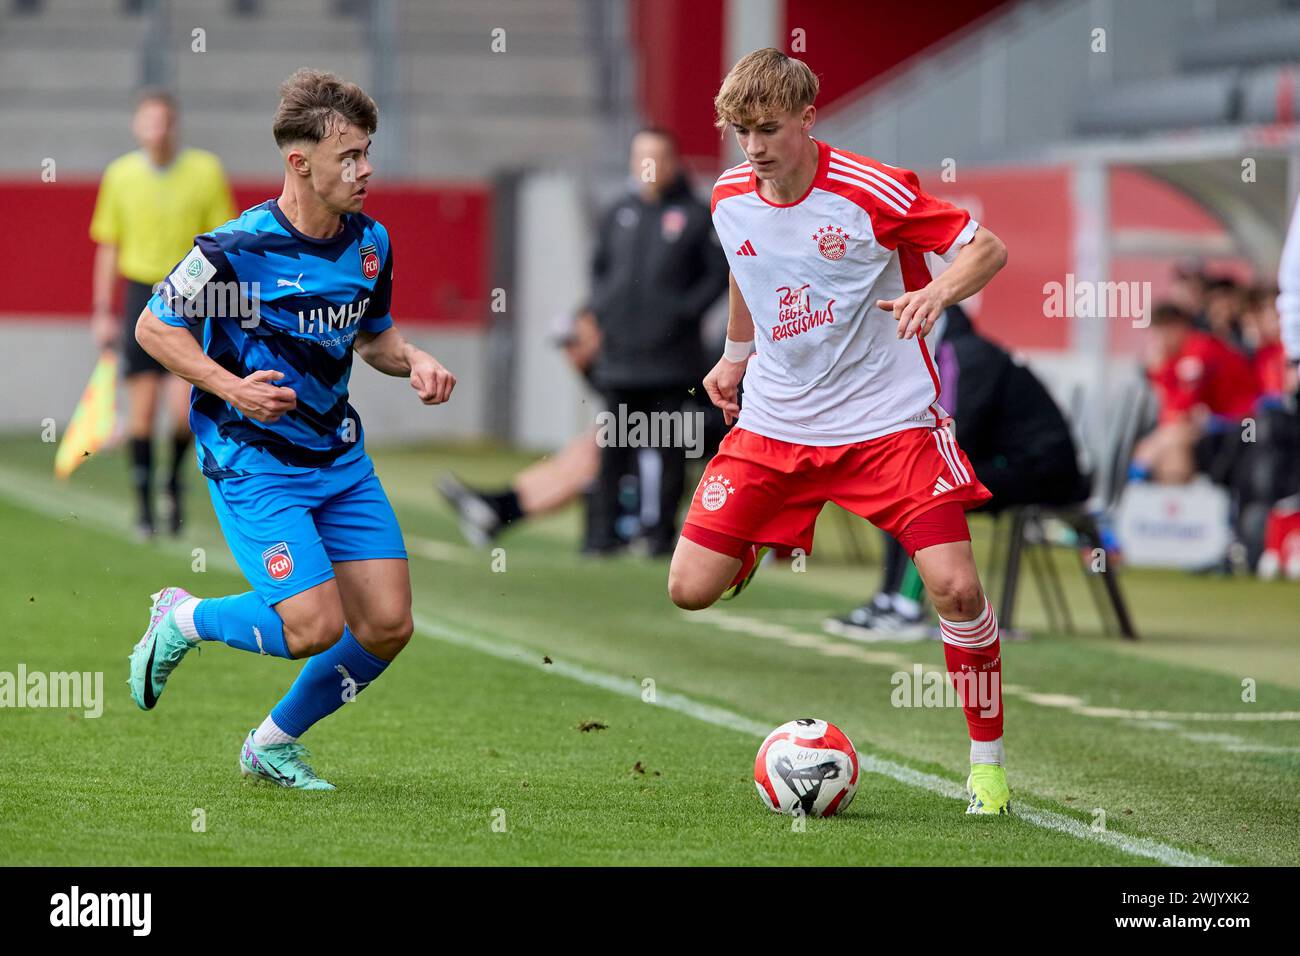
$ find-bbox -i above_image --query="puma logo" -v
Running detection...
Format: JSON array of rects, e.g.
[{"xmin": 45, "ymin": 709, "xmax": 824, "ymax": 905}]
[{"xmin": 277, "ymin": 273, "xmax": 305, "ymax": 293}]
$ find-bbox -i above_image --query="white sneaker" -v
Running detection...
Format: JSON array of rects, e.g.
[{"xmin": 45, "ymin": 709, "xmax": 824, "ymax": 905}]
[{"xmin": 823, "ymin": 606, "xmax": 932, "ymax": 643}]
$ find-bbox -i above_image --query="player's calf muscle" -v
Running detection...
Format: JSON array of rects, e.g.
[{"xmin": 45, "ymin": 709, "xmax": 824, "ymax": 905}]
[
  {"xmin": 282, "ymin": 618, "xmax": 345, "ymax": 659},
  {"xmin": 275, "ymin": 587, "xmax": 346, "ymax": 658},
  {"xmin": 333, "ymin": 559, "xmax": 413, "ymax": 659}
]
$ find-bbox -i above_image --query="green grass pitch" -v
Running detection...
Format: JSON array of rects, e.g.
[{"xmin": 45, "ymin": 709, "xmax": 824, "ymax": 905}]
[{"xmin": 0, "ymin": 434, "xmax": 1296, "ymax": 866}]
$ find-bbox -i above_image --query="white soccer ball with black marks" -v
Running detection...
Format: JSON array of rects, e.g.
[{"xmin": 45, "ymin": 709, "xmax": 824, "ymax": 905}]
[{"xmin": 754, "ymin": 718, "xmax": 859, "ymax": 817}]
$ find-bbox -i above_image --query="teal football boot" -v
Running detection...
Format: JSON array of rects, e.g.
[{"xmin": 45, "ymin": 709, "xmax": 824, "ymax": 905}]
[
  {"xmin": 239, "ymin": 730, "xmax": 336, "ymax": 791},
  {"xmin": 128, "ymin": 587, "xmax": 199, "ymax": 711}
]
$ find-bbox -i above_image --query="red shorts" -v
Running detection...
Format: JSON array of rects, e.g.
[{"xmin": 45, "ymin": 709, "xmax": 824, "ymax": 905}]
[{"xmin": 682, "ymin": 426, "xmax": 991, "ymax": 558}]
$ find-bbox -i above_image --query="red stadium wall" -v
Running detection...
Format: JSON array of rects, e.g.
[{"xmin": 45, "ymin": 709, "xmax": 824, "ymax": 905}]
[
  {"xmin": 630, "ymin": 0, "xmax": 1010, "ymax": 169},
  {"xmin": 631, "ymin": 0, "xmax": 726, "ymax": 168},
  {"xmin": 782, "ymin": 0, "xmax": 1010, "ymax": 109},
  {"xmin": 929, "ymin": 166, "xmax": 1073, "ymax": 351},
  {"xmin": 927, "ymin": 165, "xmax": 1237, "ymax": 355},
  {"xmin": 0, "ymin": 181, "xmax": 492, "ymax": 326}
]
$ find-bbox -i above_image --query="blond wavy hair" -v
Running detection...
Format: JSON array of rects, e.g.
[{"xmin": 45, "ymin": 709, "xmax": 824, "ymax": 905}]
[{"xmin": 714, "ymin": 48, "xmax": 819, "ymax": 131}]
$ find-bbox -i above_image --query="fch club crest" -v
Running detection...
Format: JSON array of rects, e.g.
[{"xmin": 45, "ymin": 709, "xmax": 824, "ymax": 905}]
[
  {"xmin": 262, "ymin": 542, "xmax": 294, "ymax": 581},
  {"xmin": 359, "ymin": 242, "xmax": 380, "ymax": 279}
]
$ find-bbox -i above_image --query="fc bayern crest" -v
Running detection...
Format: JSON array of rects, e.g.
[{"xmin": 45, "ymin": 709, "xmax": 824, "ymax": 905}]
[
  {"xmin": 814, "ymin": 225, "xmax": 849, "ymax": 261},
  {"xmin": 262, "ymin": 542, "xmax": 294, "ymax": 581},
  {"xmin": 700, "ymin": 475, "xmax": 734, "ymax": 512},
  {"xmin": 359, "ymin": 242, "xmax": 381, "ymax": 279}
]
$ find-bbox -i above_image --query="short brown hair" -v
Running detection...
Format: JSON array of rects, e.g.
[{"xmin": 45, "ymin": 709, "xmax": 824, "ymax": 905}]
[
  {"xmin": 714, "ymin": 48, "xmax": 819, "ymax": 130},
  {"xmin": 1150, "ymin": 302, "xmax": 1193, "ymax": 327},
  {"xmin": 134, "ymin": 87, "xmax": 178, "ymax": 114},
  {"xmin": 273, "ymin": 68, "xmax": 378, "ymax": 148},
  {"xmin": 1246, "ymin": 283, "xmax": 1279, "ymax": 311}
]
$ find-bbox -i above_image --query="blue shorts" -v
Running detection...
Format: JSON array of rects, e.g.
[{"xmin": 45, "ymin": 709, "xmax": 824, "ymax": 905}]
[{"xmin": 207, "ymin": 453, "xmax": 407, "ymax": 604}]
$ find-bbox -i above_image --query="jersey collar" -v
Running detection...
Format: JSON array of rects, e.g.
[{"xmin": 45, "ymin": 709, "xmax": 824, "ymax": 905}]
[{"xmin": 268, "ymin": 199, "xmax": 356, "ymax": 251}]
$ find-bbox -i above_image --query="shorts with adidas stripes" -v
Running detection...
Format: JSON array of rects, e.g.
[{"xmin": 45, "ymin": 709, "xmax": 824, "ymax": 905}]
[{"xmin": 682, "ymin": 425, "xmax": 991, "ymax": 558}]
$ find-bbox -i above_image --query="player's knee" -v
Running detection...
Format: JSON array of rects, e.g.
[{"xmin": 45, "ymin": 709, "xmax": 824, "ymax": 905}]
[
  {"xmin": 667, "ymin": 573, "xmax": 718, "ymax": 611},
  {"xmin": 928, "ymin": 570, "xmax": 984, "ymax": 619},
  {"xmin": 354, "ymin": 611, "xmax": 414, "ymax": 660}
]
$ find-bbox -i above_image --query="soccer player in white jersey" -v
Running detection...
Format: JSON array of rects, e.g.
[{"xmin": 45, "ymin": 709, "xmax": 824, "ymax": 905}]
[{"xmin": 667, "ymin": 49, "xmax": 1012, "ymax": 815}]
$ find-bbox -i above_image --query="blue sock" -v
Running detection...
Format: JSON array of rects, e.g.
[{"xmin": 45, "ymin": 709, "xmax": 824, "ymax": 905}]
[
  {"xmin": 192, "ymin": 592, "xmax": 292, "ymax": 659},
  {"xmin": 269, "ymin": 627, "xmax": 390, "ymax": 738},
  {"xmin": 1127, "ymin": 462, "xmax": 1152, "ymax": 483}
]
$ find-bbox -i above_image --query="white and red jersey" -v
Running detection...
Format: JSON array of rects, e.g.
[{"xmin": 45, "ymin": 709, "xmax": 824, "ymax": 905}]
[{"xmin": 711, "ymin": 137, "xmax": 979, "ymax": 445}]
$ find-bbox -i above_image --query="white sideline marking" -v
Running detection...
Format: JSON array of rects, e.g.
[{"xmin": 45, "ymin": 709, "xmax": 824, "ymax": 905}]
[
  {"xmin": 0, "ymin": 467, "xmax": 1228, "ymax": 866},
  {"xmin": 406, "ymin": 536, "xmax": 466, "ymax": 562},
  {"xmin": 691, "ymin": 610, "xmax": 1300, "ymax": 724},
  {"xmin": 411, "ymin": 612, "xmax": 1225, "ymax": 867}
]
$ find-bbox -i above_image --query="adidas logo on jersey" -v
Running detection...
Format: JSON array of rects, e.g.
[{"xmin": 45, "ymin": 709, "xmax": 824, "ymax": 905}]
[
  {"xmin": 736, "ymin": 239, "xmax": 757, "ymax": 257},
  {"xmin": 933, "ymin": 477, "xmax": 954, "ymax": 497}
]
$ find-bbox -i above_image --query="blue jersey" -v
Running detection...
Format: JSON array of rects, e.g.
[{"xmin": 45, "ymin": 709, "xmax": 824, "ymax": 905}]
[{"xmin": 149, "ymin": 199, "xmax": 394, "ymax": 479}]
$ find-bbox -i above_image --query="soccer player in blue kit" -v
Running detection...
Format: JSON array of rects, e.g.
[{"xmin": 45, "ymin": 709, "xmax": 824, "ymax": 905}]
[{"xmin": 129, "ymin": 69, "xmax": 456, "ymax": 790}]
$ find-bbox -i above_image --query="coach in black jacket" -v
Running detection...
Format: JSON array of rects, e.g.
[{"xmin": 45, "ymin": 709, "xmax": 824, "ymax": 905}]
[{"xmin": 586, "ymin": 129, "xmax": 729, "ymax": 554}]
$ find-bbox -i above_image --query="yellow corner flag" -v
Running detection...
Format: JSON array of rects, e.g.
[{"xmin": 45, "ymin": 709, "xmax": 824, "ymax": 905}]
[{"xmin": 54, "ymin": 353, "xmax": 119, "ymax": 479}]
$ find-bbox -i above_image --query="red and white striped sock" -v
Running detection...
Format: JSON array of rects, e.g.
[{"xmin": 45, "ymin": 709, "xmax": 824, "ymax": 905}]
[{"xmin": 938, "ymin": 597, "xmax": 1004, "ymax": 759}]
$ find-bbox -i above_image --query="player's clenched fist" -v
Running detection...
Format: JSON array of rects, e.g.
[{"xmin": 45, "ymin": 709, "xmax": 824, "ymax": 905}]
[
  {"xmin": 410, "ymin": 350, "xmax": 455, "ymax": 405},
  {"xmin": 232, "ymin": 369, "xmax": 297, "ymax": 423},
  {"xmin": 704, "ymin": 353, "xmax": 750, "ymax": 426},
  {"xmin": 877, "ymin": 285, "xmax": 947, "ymax": 340}
]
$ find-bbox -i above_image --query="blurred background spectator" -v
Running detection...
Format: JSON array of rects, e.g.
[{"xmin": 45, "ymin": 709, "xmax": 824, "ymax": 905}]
[
  {"xmin": 1132, "ymin": 301, "xmax": 1259, "ymax": 486},
  {"xmin": 583, "ymin": 128, "xmax": 728, "ymax": 556}
]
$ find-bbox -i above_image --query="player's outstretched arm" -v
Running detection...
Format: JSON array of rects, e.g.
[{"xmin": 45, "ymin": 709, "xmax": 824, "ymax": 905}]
[
  {"xmin": 703, "ymin": 271, "xmax": 755, "ymax": 426},
  {"xmin": 877, "ymin": 226, "xmax": 1008, "ymax": 340},
  {"xmin": 354, "ymin": 325, "xmax": 456, "ymax": 405},
  {"xmin": 135, "ymin": 307, "xmax": 297, "ymax": 423}
]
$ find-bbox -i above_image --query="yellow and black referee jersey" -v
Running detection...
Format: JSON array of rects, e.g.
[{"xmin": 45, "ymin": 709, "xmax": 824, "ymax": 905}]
[{"xmin": 89, "ymin": 147, "xmax": 236, "ymax": 286}]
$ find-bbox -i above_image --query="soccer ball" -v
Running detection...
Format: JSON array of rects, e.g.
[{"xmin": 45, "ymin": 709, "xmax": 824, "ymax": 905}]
[{"xmin": 754, "ymin": 718, "xmax": 859, "ymax": 817}]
